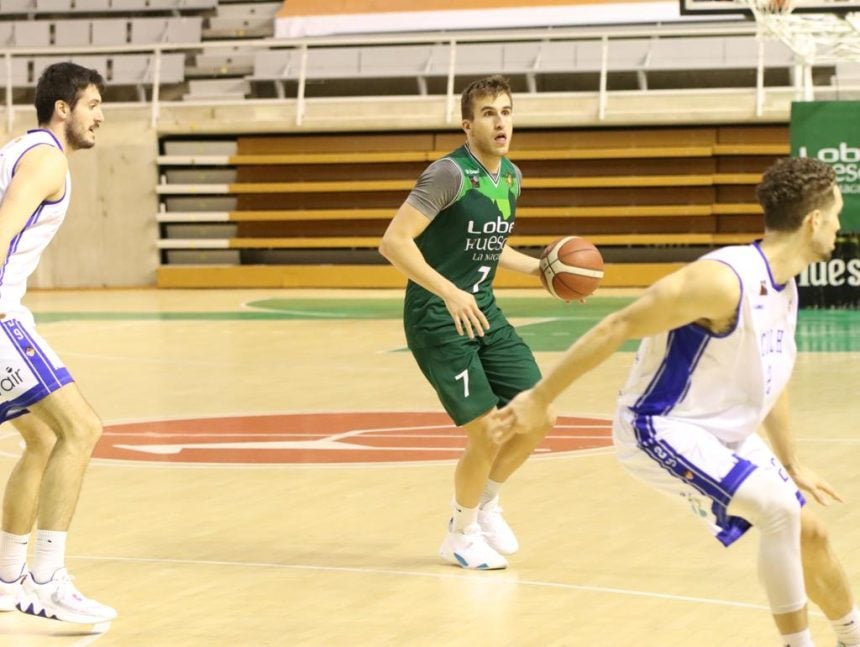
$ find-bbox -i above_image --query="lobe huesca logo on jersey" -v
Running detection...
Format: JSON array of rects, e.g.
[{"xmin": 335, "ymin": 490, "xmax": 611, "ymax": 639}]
[{"xmin": 91, "ymin": 412, "xmax": 612, "ymax": 465}]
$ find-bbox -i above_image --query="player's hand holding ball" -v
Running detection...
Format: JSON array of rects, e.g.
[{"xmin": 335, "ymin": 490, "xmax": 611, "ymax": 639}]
[{"xmin": 539, "ymin": 236, "xmax": 604, "ymax": 302}]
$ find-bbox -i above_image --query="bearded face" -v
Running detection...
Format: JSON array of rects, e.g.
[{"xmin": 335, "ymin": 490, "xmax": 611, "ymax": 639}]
[{"xmin": 63, "ymin": 84, "xmax": 103, "ymax": 151}]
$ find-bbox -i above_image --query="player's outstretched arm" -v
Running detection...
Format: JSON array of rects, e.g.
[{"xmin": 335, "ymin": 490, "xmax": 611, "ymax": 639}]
[
  {"xmin": 492, "ymin": 260, "xmax": 741, "ymax": 442},
  {"xmin": 0, "ymin": 146, "xmax": 67, "ymax": 267},
  {"xmin": 380, "ymin": 201, "xmax": 490, "ymax": 338},
  {"xmin": 762, "ymin": 389, "xmax": 844, "ymax": 505}
]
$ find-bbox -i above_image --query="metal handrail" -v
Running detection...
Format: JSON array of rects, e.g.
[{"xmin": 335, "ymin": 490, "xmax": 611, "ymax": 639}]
[{"xmin": 0, "ymin": 20, "xmax": 787, "ymax": 131}]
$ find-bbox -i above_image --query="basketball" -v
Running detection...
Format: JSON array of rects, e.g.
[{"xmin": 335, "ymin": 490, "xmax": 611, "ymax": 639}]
[{"xmin": 539, "ymin": 236, "xmax": 604, "ymax": 301}]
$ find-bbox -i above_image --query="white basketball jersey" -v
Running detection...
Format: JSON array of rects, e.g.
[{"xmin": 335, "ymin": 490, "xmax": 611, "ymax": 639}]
[
  {"xmin": 0, "ymin": 129, "xmax": 71, "ymax": 314},
  {"xmin": 617, "ymin": 243, "xmax": 798, "ymax": 444}
]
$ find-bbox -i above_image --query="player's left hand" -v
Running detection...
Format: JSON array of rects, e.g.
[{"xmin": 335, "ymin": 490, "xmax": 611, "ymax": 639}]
[{"xmin": 788, "ymin": 463, "xmax": 844, "ymax": 506}]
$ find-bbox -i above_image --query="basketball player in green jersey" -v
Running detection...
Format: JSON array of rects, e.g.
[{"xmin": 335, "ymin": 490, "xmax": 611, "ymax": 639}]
[{"xmin": 379, "ymin": 75, "xmax": 552, "ymax": 569}]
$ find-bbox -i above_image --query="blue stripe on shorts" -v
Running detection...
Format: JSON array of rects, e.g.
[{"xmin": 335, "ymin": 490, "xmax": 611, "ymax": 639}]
[
  {"xmin": 0, "ymin": 319, "xmax": 74, "ymax": 423},
  {"xmin": 633, "ymin": 414, "xmax": 757, "ymax": 547}
]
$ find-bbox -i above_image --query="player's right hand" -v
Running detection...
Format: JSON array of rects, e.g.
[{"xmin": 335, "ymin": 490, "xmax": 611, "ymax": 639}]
[
  {"xmin": 491, "ymin": 389, "xmax": 555, "ymax": 444},
  {"xmin": 443, "ymin": 289, "xmax": 490, "ymax": 339}
]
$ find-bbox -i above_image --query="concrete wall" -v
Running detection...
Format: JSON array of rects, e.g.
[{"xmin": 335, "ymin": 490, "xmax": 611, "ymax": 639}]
[{"xmin": 2, "ymin": 106, "xmax": 160, "ymax": 288}]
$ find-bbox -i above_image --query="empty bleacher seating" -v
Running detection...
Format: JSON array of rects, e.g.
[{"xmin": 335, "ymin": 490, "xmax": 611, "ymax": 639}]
[
  {"xmin": 189, "ymin": 45, "xmax": 254, "ymax": 78},
  {"xmin": 35, "ymin": 0, "xmax": 70, "ymax": 11},
  {"xmin": 154, "ymin": 124, "xmax": 790, "ymax": 289},
  {"xmin": 129, "ymin": 16, "xmax": 201, "ymax": 44},
  {"xmin": 112, "ymin": 52, "xmax": 184, "ymax": 98},
  {"xmin": 72, "ymin": 0, "xmax": 110, "ymax": 11},
  {"xmin": 11, "ymin": 19, "xmax": 50, "ymax": 45},
  {"xmin": 247, "ymin": 34, "xmax": 798, "ymax": 100},
  {"xmin": 91, "ymin": 17, "xmax": 127, "ymax": 45},
  {"xmin": 203, "ymin": 0, "xmax": 276, "ymax": 39},
  {"xmin": 0, "ymin": 55, "xmax": 28, "ymax": 85},
  {"xmin": 36, "ymin": 16, "xmax": 202, "ymax": 47},
  {"xmin": 0, "ymin": 0, "xmax": 32, "ymax": 13},
  {"xmin": 54, "ymin": 18, "xmax": 89, "ymax": 45}
]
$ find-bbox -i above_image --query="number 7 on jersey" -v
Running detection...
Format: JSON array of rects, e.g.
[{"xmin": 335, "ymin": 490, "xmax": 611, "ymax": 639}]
[
  {"xmin": 472, "ymin": 265, "xmax": 491, "ymax": 293},
  {"xmin": 455, "ymin": 368, "xmax": 470, "ymax": 397}
]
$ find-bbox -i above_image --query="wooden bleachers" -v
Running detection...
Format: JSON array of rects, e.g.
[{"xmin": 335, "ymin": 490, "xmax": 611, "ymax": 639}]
[{"xmin": 156, "ymin": 124, "xmax": 789, "ymax": 288}]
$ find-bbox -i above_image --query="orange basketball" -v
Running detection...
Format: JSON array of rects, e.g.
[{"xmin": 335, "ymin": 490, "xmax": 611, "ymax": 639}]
[{"xmin": 539, "ymin": 236, "xmax": 604, "ymax": 301}]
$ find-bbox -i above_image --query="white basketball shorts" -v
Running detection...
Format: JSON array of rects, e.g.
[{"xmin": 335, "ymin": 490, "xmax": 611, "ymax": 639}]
[
  {"xmin": 613, "ymin": 408, "xmax": 804, "ymax": 547},
  {"xmin": 0, "ymin": 314, "xmax": 73, "ymax": 423}
]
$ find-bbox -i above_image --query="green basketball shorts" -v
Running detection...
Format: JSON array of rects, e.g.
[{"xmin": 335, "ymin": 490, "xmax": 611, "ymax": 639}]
[{"xmin": 408, "ymin": 323, "xmax": 541, "ymax": 426}]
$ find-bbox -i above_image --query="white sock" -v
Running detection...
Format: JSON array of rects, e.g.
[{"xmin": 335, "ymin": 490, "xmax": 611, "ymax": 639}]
[
  {"xmin": 31, "ymin": 529, "xmax": 66, "ymax": 584},
  {"xmin": 832, "ymin": 607, "xmax": 860, "ymax": 646},
  {"xmin": 479, "ymin": 480, "xmax": 503, "ymax": 508},
  {"xmin": 452, "ymin": 502, "xmax": 478, "ymax": 532},
  {"xmin": 0, "ymin": 531, "xmax": 29, "ymax": 582},
  {"xmin": 781, "ymin": 628, "xmax": 815, "ymax": 647}
]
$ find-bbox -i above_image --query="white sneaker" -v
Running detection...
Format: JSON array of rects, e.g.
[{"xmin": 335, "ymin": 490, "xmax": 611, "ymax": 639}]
[
  {"xmin": 0, "ymin": 568, "xmax": 25, "ymax": 612},
  {"xmin": 439, "ymin": 523, "xmax": 507, "ymax": 570},
  {"xmin": 16, "ymin": 568, "xmax": 117, "ymax": 624},
  {"xmin": 478, "ymin": 496, "xmax": 519, "ymax": 555}
]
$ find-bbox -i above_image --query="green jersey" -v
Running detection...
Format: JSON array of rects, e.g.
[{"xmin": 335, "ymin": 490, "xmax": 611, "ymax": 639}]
[{"xmin": 403, "ymin": 145, "xmax": 522, "ymax": 349}]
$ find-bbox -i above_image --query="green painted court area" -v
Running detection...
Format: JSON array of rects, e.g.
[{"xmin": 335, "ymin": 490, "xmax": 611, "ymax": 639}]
[
  {"xmin": 34, "ymin": 296, "xmax": 860, "ymax": 352},
  {"xmin": 33, "ymin": 296, "xmax": 860, "ymax": 353}
]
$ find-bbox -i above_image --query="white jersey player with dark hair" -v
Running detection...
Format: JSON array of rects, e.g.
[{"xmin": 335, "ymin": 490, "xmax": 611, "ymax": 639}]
[
  {"xmin": 0, "ymin": 62, "xmax": 116, "ymax": 624},
  {"xmin": 494, "ymin": 157, "xmax": 860, "ymax": 647}
]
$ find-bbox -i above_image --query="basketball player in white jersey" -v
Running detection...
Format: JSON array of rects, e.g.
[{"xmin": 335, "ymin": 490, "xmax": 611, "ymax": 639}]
[
  {"xmin": 494, "ymin": 157, "xmax": 860, "ymax": 647},
  {"xmin": 0, "ymin": 63, "xmax": 116, "ymax": 624}
]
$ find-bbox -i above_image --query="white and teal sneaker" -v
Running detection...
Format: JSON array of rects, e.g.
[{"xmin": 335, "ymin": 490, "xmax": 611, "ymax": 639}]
[
  {"xmin": 478, "ymin": 496, "xmax": 519, "ymax": 555},
  {"xmin": 439, "ymin": 523, "xmax": 508, "ymax": 570}
]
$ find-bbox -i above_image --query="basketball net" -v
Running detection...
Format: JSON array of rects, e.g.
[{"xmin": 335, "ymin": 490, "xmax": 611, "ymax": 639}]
[{"xmin": 742, "ymin": 0, "xmax": 860, "ymax": 64}]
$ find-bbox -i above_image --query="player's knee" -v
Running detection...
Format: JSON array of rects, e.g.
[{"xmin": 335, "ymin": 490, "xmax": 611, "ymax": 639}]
[
  {"xmin": 467, "ymin": 435, "xmax": 500, "ymax": 462},
  {"xmin": 66, "ymin": 413, "xmax": 103, "ymax": 450},
  {"xmin": 757, "ymin": 484, "xmax": 801, "ymax": 536},
  {"xmin": 23, "ymin": 429, "xmax": 57, "ymax": 460},
  {"xmin": 800, "ymin": 510, "xmax": 830, "ymax": 553},
  {"xmin": 732, "ymin": 469, "xmax": 801, "ymax": 535},
  {"xmin": 464, "ymin": 429, "xmax": 500, "ymax": 463}
]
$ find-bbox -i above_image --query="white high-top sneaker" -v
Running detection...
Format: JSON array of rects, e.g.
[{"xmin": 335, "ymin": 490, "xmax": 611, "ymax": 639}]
[
  {"xmin": 439, "ymin": 522, "xmax": 508, "ymax": 570},
  {"xmin": 478, "ymin": 496, "xmax": 519, "ymax": 555}
]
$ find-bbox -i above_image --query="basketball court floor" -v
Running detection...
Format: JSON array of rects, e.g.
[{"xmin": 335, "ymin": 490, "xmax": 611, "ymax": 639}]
[{"xmin": 0, "ymin": 287, "xmax": 857, "ymax": 647}]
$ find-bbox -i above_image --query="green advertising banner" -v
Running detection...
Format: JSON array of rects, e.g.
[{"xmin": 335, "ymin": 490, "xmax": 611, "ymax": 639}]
[{"xmin": 790, "ymin": 101, "xmax": 860, "ymax": 233}]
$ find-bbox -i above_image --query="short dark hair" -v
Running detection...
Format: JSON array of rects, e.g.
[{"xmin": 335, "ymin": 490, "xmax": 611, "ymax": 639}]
[
  {"xmin": 460, "ymin": 75, "xmax": 512, "ymax": 121},
  {"xmin": 34, "ymin": 62, "xmax": 106, "ymax": 125},
  {"xmin": 756, "ymin": 157, "xmax": 837, "ymax": 232}
]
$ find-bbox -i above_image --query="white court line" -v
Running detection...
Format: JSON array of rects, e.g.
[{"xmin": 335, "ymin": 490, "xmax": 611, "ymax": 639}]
[
  {"xmin": 99, "ymin": 432, "xmax": 607, "ymax": 440},
  {"xmin": 0, "ymin": 446, "xmax": 617, "ymax": 469},
  {"xmin": 95, "ymin": 408, "xmax": 615, "ymax": 427},
  {"xmin": 69, "ymin": 552, "xmax": 801, "ymax": 615},
  {"xmin": 60, "ymin": 350, "xmax": 237, "ymax": 367}
]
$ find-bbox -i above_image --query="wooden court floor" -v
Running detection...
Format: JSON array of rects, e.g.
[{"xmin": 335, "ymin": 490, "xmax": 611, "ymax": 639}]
[{"xmin": 0, "ymin": 288, "xmax": 857, "ymax": 647}]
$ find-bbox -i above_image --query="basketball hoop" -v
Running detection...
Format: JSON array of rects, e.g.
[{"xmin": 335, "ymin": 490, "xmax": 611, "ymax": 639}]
[
  {"xmin": 749, "ymin": 0, "xmax": 795, "ymax": 15},
  {"xmin": 739, "ymin": 0, "xmax": 860, "ymax": 65}
]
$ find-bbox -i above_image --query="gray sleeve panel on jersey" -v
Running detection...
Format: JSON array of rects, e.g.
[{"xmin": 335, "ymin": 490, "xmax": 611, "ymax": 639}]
[
  {"xmin": 514, "ymin": 163, "xmax": 523, "ymax": 197},
  {"xmin": 405, "ymin": 158, "xmax": 463, "ymax": 221}
]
